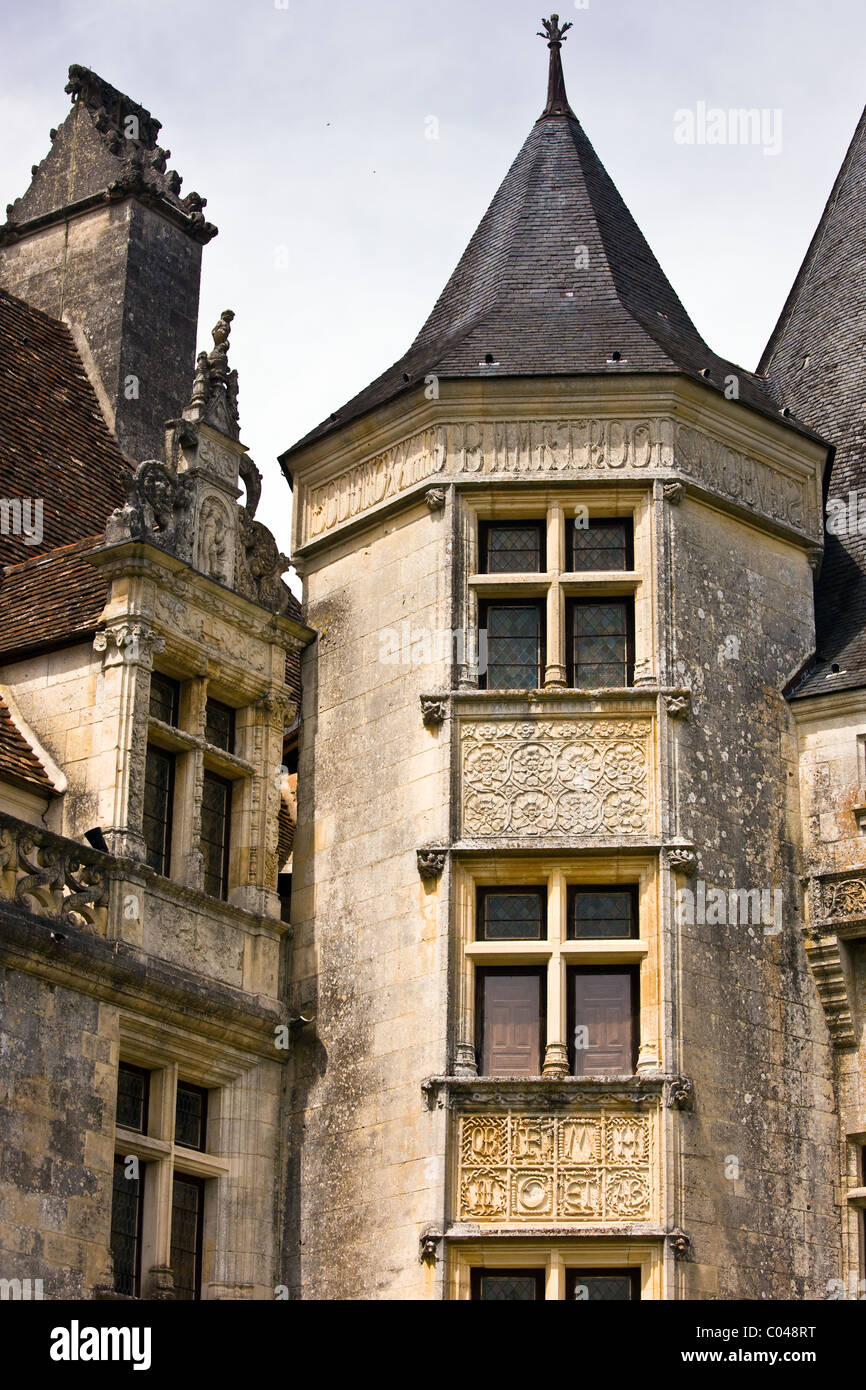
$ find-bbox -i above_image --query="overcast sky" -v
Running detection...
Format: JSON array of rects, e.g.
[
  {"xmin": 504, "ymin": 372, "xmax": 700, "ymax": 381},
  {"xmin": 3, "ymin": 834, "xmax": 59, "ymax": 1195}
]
[{"xmin": 1, "ymin": 0, "xmax": 864, "ymax": 561}]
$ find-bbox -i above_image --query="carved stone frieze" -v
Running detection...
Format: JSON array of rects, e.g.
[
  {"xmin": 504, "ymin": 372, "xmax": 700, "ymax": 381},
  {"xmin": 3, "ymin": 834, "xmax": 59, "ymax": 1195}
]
[
  {"xmin": 460, "ymin": 718, "xmax": 651, "ymax": 838},
  {"xmin": 675, "ymin": 423, "xmax": 816, "ymax": 535},
  {"xmin": 302, "ymin": 417, "xmax": 675, "ymax": 541},
  {"xmin": 456, "ymin": 1111, "xmax": 654, "ymax": 1225},
  {"xmin": 811, "ymin": 872, "xmax": 866, "ymax": 925}
]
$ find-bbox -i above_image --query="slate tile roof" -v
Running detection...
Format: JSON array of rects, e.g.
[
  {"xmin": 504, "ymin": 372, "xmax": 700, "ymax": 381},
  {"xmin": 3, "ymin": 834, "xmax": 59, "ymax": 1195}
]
[
  {"xmin": 760, "ymin": 107, "xmax": 866, "ymax": 698},
  {"xmin": 0, "ymin": 286, "xmax": 133, "ymax": 566},
  {"xmin": 282, "ymin": 79, "xmax": 809, "ymax": 464},
  {"xmin": 0, "ymin": 691, "xmax": 55, "ymax": 794}
]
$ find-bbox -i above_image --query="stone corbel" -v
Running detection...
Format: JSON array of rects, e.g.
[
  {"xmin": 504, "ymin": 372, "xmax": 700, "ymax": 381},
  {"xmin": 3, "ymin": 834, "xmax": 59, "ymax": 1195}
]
[
  {"xmin": 425, "ymin": 488, "xmax": 446, "ymax": 511},
  {"xmin": 420, "ymin": 695, "xmax": 448, "ymax": 728},
  {"xmin": 94, "ymin": 623, "xmax": 165, "ymax": 671},
  {"xmin": 666, "ymin": 1075, "xmax": 694, "ymax": 1110},
  {"xmin": 663, "ymin": 481, "xmax": 685, "ymax": 505},
  {"xmin": 668, "ymin": 1230, "xmax": 691, "ymax": 1261},
  {"xmin": 666, "ymin": 842, "xmax": 697, "ymax": 877},
  {"xmin": 417, "ymin": 848, "xmax": 447, "ymax": 880},
  {"xmin": 665, "ymin": 692, "xmax": 691, "ymax": 720},
  {"xmin": 803, "ymin": 933, "xmax": 857, "ymax": 1049},
  {"xmin": 419, "ymin": 1225, "xmax": 443, "ymax": 1263}
]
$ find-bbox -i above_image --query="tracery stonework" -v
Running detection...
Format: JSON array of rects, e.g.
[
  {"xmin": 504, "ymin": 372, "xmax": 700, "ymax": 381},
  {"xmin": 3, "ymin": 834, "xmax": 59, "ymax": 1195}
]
[
  {"xmin": 460, "ymin": 719, "xmax": 651, "ymax": 837},
  {"xmin": 457, "ymin": 1112, "xmax": 653, "ymax": 1224}
]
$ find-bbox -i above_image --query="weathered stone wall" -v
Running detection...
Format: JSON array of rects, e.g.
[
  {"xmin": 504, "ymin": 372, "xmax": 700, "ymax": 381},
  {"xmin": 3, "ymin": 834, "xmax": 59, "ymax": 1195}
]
[
  {"xmin": 0, "ymin": 201, "xmax": 202, "ymax": 463},
  {"xmin": 287, "ymin": 497, "xmax": 451, "ymax": 1298},
  {"xmin": 0, "ymin": 963, "xmax": 116, "ymax": 1298},
  {"xmin": 669, "ymin": 498, "xmax": 841, "ymax": 1298}
]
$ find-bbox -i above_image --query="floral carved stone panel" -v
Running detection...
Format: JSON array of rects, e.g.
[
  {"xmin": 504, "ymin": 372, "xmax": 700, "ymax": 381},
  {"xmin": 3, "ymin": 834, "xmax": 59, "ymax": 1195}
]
[
  {"xmin": 457, "ymin": 1112, "xmax": 653, "ymax": 1224},
  {"xmin": 461, "ymin": 719, "xmax": 651, "ymax": 837}
]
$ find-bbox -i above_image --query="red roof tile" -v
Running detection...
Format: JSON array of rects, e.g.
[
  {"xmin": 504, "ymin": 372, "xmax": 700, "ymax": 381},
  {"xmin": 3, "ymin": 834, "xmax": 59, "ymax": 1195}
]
[{"xmin": 0, "ymin": 691, "xmax": 55, "ymax": 795}]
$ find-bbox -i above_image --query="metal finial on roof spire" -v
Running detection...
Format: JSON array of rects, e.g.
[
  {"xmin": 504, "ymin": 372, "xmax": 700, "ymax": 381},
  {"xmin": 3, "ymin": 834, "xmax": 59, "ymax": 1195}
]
[{"xmin": 537, "ymin": 14, "xmax": 576, "ymax": 119}]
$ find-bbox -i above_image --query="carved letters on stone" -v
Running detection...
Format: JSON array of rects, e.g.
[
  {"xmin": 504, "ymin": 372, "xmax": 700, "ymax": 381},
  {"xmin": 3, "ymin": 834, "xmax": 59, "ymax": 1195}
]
[
  {"xmin": 303, "ymin": 418, "xmax": 674, "ymax": 541},
  {"xmin": 457, "ymin": 1112, "xmax": 653, "ymax": 1224},
  {"xmin": 460, "ymin": 719, "xmax": 651, "ymax": 837},
  {"xmin": 675, "ymin": 423, "xmax": 815, "ymax": 534}
]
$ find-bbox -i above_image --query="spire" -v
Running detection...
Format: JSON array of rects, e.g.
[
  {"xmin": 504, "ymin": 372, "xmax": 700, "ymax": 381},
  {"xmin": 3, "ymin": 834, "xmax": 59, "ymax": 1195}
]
[{"xmin": 538, "ymin": 13, "xmax": 575, "ymax": 119}]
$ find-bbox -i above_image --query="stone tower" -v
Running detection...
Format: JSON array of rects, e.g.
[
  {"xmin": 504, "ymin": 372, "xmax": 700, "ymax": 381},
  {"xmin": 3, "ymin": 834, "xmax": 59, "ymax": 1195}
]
[
  {"xmin": 280, "ymin": 17, "xmax": 842, "ymax": 1300},
  {"xmin": 0, "ymin": 65, "xmax": 216, "ymax": 463},
  {"xmin": 762, "ymin": 105, "xmax": 866, "ymax": 1302}
]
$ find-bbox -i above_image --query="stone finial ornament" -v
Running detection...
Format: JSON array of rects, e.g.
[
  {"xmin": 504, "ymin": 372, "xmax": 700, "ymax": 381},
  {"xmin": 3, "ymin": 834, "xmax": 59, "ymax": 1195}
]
[{"xmin": 182, "ymin": 309, "xmax": 240, "ymax": 440}]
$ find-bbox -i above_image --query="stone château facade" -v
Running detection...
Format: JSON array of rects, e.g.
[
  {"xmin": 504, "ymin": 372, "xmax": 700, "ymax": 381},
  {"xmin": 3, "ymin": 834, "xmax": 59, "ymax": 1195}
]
[{"xmin": 0, "ymin": 22, "xmax": 864, "ymax": 1301}]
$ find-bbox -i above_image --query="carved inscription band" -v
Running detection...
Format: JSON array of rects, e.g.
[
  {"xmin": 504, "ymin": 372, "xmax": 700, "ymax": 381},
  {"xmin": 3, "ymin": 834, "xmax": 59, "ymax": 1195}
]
[
  {"xmin": 300, "ymin": 418, "xmax": 816, "ymax": 542},
  {"xmin": 457, "ymin": 1111, "xmax": 653, "ymax": 1224}
]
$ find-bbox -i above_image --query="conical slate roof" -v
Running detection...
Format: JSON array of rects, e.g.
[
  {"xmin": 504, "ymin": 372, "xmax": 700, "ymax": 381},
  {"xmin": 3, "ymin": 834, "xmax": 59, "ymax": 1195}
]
[
  {"xmin": 763, "ymin": 106, "xmax": 866, "ymax": 697},
  {"xmin": 283, "ymin": 25, "xmax": 796, "ymax": 460}
]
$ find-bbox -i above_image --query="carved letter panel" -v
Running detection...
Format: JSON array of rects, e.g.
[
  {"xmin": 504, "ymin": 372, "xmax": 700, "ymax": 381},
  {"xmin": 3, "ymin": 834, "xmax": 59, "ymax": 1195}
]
[{"xmin": 457, "ymin": 1111, "xmax": 654, "ymax": 1224}]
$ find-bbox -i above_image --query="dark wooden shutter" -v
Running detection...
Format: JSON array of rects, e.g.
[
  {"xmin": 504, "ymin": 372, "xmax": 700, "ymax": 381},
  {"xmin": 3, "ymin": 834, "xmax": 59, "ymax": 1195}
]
[
  {"xmin": 477, "ymin": 970, "xmax": 544, "ymax": 1075},
  {"xmin": 570, "ymin": 968, "xmax": 636, "ymax": 1075}
]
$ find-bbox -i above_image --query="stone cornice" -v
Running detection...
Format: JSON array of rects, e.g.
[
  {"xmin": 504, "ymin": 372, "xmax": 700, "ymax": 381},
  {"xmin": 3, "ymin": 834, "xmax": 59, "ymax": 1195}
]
[
  {"xmin": 422, "ymin": 1075, "xmax": 666, "ymax": 1110},
  {"xmin": 0, "ymin": 902, "xmax": 286, "ymax": 1061},
  {"xmin": 87, "ymin": 540, "xmax": 314, "ymax": 649}
]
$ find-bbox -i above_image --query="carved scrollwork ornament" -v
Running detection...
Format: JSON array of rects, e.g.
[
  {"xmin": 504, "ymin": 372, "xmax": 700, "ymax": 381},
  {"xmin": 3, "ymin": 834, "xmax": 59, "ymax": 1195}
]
[{"xmin": 417, "ymin": 848, "xmax": 447, "ymax": 880}]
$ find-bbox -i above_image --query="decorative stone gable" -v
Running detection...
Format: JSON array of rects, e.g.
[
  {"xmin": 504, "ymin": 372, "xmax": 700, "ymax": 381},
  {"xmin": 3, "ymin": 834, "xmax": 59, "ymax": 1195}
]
[{"xmin": 104, "ymin": 311, "xmax": 291, "ymax": 615}]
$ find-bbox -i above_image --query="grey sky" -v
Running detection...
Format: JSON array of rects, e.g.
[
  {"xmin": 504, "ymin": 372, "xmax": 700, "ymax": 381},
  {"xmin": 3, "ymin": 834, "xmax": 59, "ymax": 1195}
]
[{"xmin": 1, "ymin": 0, "xmax": 863, "ymax": 560}]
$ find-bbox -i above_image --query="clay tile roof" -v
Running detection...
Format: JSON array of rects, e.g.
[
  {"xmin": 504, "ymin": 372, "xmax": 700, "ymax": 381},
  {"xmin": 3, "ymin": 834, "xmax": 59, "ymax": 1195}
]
[
  {"xmin": 281, "ymin": 51, "xmax": 811, "ymax": 463},
  {"xmin": 0, "ymin": 691, "xmax": 56, "ymax": 795},
  {"xmin": 0, "ymin": 537, "xmax": 106, "ymax": 662},
  {"xmin": 0, "ymin": 286, "xmax": 133, "ymax": 565},
  {"xmin": 761, "ymin": 107, "xmax": 866, "ymax": 698}
]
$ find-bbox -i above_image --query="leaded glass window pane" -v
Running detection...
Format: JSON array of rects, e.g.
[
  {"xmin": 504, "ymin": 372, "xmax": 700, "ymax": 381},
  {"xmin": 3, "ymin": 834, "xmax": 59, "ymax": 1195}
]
[
  {"xmin": 175, "ymin": 1082, "xmax": 207, "ymax": 1151},
  {"xmin": 478, "ymin": 889, "xmax": 545, "ymax": 940},
  {"xmin": 201, "ymin": 772, "xmax": 231, "ymax": 899},
  {"xmin": 566, "ymin": 1269, "xmax": 638, "ymax": 1300},
  {"xmin": 481, "ymin": 522, "xmax": 544, "ymax": 573},
  {"xmin": 472, "ymin": 1270, "xmax": 544, "ymax": 1300},
  {"xmin": 110, "ymin": 1157, "xmax": 142, "ymax": 1297},
  {"xmin": 571, "ymin": 601, "xmax": 630, "ymax": 687},
  {"xmin": 568, "ymin": 888, "xmax": 636, "ymax": 939},
  {"xmin": 116, "ymin": 1063, "xmax": 149, "ymax": 1132},
  {"xmin": 143, "ymin": 745, "xmax": 174, "ymax": 876},
  {"xmin": 205, "ymin": 699, "xmax": 235, "ymax": 753},
  {"xmin": 170, "ymin": 1175, "xmax": 204, "ymax": 1301},
  {"xmin": 149, "ymin": 672, "xmax": 180, "ymax": 726},
  {"xmin": 570, "ymin": 519, "xmax": 631, "ymax": 572},
  {"xmin": 483, "ymin": 603, "xmax": 542, "ymax": 689}
]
